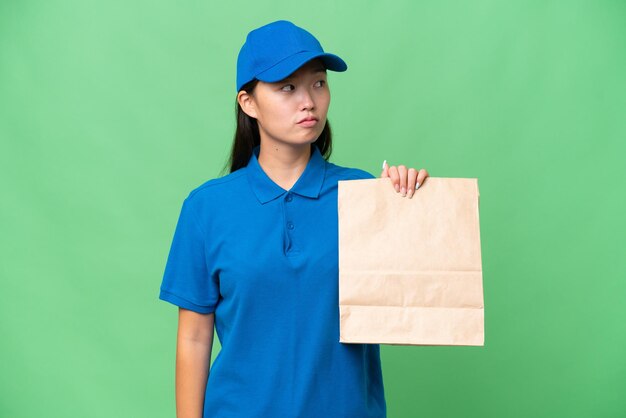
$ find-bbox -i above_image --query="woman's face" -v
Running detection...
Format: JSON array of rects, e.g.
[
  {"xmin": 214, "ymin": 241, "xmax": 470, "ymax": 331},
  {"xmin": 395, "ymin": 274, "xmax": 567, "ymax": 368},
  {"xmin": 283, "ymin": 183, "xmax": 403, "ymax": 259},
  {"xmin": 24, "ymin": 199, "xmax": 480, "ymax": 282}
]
[{"xmin": 239, "ymin": 58, "xmax": 330, "ymax": 149}]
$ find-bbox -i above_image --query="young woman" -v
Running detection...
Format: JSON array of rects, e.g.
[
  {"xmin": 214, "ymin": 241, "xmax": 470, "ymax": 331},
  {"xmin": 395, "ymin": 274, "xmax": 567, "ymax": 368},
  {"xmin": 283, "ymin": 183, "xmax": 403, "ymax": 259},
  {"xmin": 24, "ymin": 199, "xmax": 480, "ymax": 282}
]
[{"xmin": 159, "ymin": 20, "xmax": 429, "ymax": 418}]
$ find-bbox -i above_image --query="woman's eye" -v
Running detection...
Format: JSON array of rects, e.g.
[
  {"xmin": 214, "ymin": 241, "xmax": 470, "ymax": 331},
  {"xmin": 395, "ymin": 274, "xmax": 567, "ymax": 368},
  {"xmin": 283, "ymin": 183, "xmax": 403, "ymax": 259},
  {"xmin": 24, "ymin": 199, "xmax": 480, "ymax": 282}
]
[{"xmin": 281, "ymin": 80, "xmax": 325, "ymax": 91}]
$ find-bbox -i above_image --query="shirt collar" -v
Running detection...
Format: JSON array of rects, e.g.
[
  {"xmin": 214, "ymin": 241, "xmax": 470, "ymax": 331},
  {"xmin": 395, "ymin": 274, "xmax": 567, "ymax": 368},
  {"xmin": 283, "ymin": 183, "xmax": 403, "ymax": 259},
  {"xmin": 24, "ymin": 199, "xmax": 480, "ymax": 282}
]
[{"xmin": 246, "ymin": 145, "xmax": 326, "ymax": 204}]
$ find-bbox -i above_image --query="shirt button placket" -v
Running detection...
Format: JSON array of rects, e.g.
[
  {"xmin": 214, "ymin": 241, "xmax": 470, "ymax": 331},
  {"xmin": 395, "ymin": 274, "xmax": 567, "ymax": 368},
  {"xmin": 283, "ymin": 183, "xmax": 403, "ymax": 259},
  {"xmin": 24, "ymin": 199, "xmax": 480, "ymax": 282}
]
[
  {"xmin": 284, "ymin": 193, "xmax": 296, "ymax": 254},
  {"xmin": 285, "ymin": 193, "xmax": 294, "ymax": 230}
]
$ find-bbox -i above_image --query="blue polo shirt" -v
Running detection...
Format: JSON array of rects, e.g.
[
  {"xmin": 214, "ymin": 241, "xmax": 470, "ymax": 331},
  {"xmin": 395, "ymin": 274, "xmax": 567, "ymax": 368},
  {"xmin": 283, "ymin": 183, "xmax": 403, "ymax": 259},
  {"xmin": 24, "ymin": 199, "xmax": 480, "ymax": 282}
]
[{"xmin": 159, "ymin": 144, "xmax": 386, "ymax": 417}]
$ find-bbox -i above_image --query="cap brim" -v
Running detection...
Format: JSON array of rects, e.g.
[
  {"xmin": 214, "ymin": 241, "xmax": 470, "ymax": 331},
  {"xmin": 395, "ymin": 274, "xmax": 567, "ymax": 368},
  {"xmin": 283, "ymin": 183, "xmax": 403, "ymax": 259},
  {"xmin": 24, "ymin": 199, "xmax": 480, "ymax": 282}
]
[{"xmin": 255, "ymin": 51, "xmax": 347, "ymax": 83}]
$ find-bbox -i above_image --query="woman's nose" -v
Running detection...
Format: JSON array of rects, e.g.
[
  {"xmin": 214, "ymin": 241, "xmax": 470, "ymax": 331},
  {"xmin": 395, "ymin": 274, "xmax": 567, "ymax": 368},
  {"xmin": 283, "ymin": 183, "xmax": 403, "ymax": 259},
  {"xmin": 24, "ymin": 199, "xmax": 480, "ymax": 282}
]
[{"xmin": 299, "ymin": 89, "xmax": 315, "ymax": 110}]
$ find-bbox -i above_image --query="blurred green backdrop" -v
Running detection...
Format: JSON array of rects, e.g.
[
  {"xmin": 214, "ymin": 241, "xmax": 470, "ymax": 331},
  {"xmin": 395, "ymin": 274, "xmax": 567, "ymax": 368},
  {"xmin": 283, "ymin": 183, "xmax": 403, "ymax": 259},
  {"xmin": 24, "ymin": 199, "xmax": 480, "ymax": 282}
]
[{"xmin": 1, "ymin": 1, "xmax": 625, "ymax": 417}]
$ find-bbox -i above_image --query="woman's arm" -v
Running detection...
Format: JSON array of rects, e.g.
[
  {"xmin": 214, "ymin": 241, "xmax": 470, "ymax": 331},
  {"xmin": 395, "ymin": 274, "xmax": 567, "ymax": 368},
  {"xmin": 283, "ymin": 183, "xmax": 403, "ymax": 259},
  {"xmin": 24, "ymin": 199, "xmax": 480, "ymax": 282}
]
[{"xmin": 175, "ymin": 307, "xmax": 215, "ymax": 418}]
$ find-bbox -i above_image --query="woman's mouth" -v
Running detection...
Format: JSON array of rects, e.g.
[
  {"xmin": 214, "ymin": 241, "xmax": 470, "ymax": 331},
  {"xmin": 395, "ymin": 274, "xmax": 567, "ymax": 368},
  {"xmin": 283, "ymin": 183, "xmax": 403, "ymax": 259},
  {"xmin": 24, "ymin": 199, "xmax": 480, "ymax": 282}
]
[
  {"xmin": 298, "ymin": 119, "xmax": 317, "ymax": 128},
  {"xmin": 297, "ymin": 117, "xmax": 318, "ymax": 128}
]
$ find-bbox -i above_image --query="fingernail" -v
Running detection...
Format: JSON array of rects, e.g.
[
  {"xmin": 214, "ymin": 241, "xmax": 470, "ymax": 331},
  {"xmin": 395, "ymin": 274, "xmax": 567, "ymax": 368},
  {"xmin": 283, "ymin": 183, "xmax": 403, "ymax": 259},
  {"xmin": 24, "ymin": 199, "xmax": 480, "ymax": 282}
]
[
  {"xmin": 401, "ymin": 186, "xmax": 406, "ymax": 196},
  {"xmin": 408, "ymin": 189, "xmax": 414, "ymax": 198},
  {"xmin": 382, "ymin": 160, "xmax": 387, "ymax": 169},
  {"xmin": 415, "ymin": 182, "xmax": 420, "ymax": 190},
  {"xmin": 395, "ymin": 184, "xmax": 400, "ymax": 192}
]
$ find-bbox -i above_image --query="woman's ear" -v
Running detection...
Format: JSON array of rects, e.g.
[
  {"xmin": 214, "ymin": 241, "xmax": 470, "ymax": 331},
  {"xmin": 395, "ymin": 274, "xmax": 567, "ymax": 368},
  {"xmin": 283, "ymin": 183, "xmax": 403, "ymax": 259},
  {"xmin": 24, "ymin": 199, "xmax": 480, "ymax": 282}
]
[{"xmin": 237, "ymin": 91, "xmax": 258, "ymax": 119}]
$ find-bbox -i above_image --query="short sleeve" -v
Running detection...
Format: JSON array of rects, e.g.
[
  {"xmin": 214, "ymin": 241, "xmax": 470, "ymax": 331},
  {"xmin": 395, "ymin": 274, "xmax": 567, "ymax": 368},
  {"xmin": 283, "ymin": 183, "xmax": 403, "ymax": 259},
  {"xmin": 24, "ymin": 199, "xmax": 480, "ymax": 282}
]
[{"xmin": 158, "ymin": 196, "xmax": 219, "ymax": 314}]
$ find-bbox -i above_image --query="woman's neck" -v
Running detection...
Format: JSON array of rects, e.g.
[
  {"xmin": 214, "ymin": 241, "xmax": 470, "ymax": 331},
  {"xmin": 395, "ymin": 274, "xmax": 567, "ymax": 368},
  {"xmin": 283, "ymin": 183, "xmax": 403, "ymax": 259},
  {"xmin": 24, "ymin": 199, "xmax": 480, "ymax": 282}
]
[{"xmin": 257, "ymin": 142, "xmax": 312, "ymax": 191}]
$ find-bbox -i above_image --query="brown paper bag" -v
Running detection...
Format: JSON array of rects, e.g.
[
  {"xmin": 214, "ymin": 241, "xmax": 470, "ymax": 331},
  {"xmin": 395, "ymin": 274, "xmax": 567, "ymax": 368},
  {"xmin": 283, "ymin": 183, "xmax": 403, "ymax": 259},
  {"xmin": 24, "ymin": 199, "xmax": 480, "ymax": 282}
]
[{"xmin": 337, "ymin": 177, "xmax": 484, "ymax": 346}]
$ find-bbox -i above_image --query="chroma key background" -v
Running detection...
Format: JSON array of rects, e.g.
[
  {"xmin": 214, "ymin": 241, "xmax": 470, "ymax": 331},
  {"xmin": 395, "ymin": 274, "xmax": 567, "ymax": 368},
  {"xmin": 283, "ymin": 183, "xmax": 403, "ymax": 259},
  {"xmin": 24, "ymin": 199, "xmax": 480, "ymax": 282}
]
[{"xmin": 1, "ymin": 1, "xmax": 624, "ymax": 417}]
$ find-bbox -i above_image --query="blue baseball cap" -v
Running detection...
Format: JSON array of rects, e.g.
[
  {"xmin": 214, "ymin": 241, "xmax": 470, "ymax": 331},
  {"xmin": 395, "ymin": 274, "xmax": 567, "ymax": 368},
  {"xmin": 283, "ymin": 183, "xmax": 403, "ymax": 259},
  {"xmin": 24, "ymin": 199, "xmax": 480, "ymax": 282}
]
[{"xmin": 236, "ymin": 20, "xmax": 348, "ymax": 92}]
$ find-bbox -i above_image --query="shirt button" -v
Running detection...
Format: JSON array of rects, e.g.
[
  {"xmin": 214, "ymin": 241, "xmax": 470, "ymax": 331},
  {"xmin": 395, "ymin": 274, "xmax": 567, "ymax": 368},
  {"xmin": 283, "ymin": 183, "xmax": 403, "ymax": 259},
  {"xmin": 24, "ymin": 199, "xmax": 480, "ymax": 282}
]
[
  {"xmin": 285, "ymin": 194, "xmax": 293, "ymax": 202},
  {"xmin": 287, "ymin": 222, "xmax": 294, "ymax": 230}
]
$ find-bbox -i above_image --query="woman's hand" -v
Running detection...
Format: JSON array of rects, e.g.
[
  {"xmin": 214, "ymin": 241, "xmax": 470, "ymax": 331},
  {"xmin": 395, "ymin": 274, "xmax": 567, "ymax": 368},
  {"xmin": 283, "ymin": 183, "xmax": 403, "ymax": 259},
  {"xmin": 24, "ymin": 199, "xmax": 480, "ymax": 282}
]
[{"xmin": 380, "ymin": 160, "xmax": 429, "ymax": 199}]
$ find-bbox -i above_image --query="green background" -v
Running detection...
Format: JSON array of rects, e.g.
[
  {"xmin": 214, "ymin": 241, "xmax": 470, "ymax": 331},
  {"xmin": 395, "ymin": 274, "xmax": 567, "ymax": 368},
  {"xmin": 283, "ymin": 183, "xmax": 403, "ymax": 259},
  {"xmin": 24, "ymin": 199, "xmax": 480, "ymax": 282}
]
[{"xmin": 1, "ymin": 1, "xmax": 625, "ymax": 417}]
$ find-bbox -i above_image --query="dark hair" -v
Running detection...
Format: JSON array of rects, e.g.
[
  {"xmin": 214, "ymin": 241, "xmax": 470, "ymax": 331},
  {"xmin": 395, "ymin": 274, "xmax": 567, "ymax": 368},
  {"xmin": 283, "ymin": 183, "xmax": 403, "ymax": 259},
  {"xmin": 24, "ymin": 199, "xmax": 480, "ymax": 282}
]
[{"xmin": 221, "ymin": 78, "xmax": 333, "ymax": 175}]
